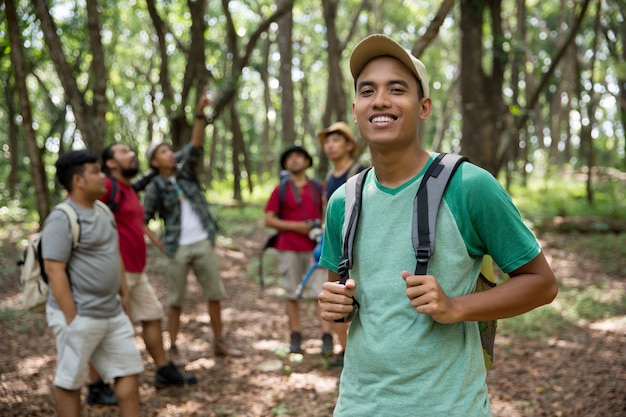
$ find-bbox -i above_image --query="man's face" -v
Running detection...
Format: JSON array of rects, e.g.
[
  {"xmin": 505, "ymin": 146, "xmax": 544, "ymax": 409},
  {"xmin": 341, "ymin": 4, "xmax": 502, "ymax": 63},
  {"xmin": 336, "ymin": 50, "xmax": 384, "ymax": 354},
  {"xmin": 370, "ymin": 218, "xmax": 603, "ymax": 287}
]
[
  {"xmin": 323, "ymin": 132, "xmax": 354, "ymax": 162},
  {"xmin": 77, "ymin": 162, "xmax": 107, "ymax": 198},
  {"xmin": 352, "ymin": 56, "xmax": 430, "ymax": 150},
  {"xmin": 150, "ymin": 144, "xmax": 176, "ymax": 170},
  {"xmin": 284, "ymin": 151, "xmax": 309, "ymax": 174},
  {"xmin": 111, "ymin": 144, "xmax": 139, "ymax": 178}
]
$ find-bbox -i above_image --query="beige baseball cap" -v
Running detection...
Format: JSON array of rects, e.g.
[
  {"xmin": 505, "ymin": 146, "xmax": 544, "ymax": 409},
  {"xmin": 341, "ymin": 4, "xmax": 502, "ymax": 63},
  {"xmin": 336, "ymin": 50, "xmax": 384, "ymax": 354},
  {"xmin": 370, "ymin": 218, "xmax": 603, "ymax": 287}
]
[
  {"xmin": 349, "ymin": 34, "xmax": 430, "ymax": 98},
  {"xmin": 316, "ymin": 121, "xmax": 359, "ymax": 158}
]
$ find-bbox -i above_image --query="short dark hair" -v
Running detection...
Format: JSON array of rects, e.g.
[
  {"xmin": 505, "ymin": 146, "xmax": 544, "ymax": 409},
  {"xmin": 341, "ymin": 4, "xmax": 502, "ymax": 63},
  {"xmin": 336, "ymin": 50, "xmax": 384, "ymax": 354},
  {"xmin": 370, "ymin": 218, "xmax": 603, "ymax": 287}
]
[
  {"xmin": 55, "ymin": 150, "xmax": 98, "ymax": 192},
  {"xmin": 101, "ymin": 143, "xmax": 117, "ymax": 176}
]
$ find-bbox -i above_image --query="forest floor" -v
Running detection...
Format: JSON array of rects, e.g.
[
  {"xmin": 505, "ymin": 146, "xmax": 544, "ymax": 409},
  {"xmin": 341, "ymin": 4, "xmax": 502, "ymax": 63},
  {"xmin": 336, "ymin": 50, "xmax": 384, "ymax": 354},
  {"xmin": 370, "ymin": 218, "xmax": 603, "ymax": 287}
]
[{"xmin": 0, "ymin": 213, "xmax": 625, "ymax": 417}]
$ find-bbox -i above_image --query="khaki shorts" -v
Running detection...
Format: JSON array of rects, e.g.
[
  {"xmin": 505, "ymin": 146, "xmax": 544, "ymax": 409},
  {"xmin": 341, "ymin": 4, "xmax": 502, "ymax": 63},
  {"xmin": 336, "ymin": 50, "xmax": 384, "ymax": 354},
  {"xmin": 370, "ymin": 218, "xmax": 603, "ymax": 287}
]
[
  {"xmin": 278, "ymin": 250, "xmax": 315, "ymax": 300},
  {"xmin": 166, "ymin": 239, "xmax": 226, "ymax": 306},
  {"xmin": 126, "ymin": 271, "xmax": 165, "ymax": 322},
  {"xmin": 46, "ymin": 307, "xmax": 144, "ymax": 390}
]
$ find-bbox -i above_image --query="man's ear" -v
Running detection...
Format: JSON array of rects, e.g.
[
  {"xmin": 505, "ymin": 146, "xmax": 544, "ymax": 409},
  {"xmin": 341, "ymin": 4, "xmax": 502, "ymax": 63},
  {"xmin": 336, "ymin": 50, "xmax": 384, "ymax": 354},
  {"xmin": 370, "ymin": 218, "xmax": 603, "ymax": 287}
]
[
  {"xmin": 418, "ymin": 97, "xmax": 432, "ymax": 120},
  {"xmin": 105, "ymin": 158, "xmax": 116, "ymax": 171},
  {"xmin": 72, "ymin": 172, "xmax": 84, "ymax": 189}
]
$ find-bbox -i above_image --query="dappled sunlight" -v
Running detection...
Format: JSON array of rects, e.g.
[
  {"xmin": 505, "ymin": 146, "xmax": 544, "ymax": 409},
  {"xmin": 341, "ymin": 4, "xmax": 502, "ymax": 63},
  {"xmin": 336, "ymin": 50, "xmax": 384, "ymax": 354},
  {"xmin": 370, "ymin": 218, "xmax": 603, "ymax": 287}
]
[
  {"xmin": 589, "ymin": 316, "xmax": 626, "ymax": 333},
  {"xmin": 287, "ymin": 371, "xmax": 338, "ymax": 394},
  {"xmin": 185, "ymin": 357, "xmax": 216, "ymax": 371},
  {"xmin": 15, "ymin": 354, "xmax": 55, "ymax": 377},
  {"xmin": 252, "ymin": 338, "xmax": 285, "ymax": 352}
]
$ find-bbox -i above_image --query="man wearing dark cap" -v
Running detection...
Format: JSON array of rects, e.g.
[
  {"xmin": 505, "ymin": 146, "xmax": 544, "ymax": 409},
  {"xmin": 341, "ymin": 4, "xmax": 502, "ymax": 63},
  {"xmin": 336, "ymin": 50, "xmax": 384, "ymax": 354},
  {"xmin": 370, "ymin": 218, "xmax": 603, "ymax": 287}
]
[
  {"xmin": 42, "ymin": 150, "xmax": 143, "ymax": 417},
  {"xmin": 318, "ymin": 34, "xmax": 557, "ymax": 416},
  {"xmin": 143, "ymin": 89, "xmax": 242, "ymax": 366},
  {"xmin": 264, "ymin": 145, "xmax": 324, "ymax": 354}
]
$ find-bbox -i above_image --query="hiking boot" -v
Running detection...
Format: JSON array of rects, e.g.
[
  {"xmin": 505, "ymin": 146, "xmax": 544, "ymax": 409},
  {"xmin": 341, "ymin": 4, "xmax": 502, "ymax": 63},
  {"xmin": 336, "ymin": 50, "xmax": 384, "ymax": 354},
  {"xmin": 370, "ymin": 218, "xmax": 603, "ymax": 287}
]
[
  {"xmin": 289, "ymin": 331, "xmax": 302, "ymax": 354},
  {"xmin": 87, "ymin": 379, "xmax": 117, "ymax": 406},
  {"xmin": 155, "ymin": 361, "xmax": 198, "ymax": 389},
  {"xmin": 329, "ymin": 350, "xmax": 345, "ymax": 367},
  {"xmin": 169, "ymin": 345, "xmax": 188, "ymax": 367},
  {"xmin": 214, "ymin": 339, "xmax": 243, "ymax": 357},
  {"xmin": 321, "ymin": 333, "xmax": 333, "ymax": 357}
]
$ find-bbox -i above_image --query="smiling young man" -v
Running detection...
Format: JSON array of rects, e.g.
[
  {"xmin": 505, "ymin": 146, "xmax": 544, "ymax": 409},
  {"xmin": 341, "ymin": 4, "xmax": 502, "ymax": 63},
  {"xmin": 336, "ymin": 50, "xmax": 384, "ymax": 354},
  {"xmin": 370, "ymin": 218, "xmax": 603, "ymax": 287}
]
[
  {"xmin": 317, "ymin": 34, "xmax": 558, "ymax": 416},
  {"xmin": 42, "ymin": 150, "xmax": 143, "ymax": 417}
]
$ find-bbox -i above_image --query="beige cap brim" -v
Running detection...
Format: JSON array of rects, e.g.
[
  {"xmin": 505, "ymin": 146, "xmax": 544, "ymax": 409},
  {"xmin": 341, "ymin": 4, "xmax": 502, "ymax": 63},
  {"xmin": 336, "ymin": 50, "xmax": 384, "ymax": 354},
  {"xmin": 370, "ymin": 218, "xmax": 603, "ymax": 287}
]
[{"xmin": 349, "ymin": 34, "xmax": 430, "ymax": 98}]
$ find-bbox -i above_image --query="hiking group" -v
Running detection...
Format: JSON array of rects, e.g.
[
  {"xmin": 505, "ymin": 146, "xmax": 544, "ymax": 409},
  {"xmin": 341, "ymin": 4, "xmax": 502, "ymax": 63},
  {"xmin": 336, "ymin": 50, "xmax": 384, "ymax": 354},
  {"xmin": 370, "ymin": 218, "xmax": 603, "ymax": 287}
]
[{"xmin": 32, "ymin": 33, "xmax": 557, "ymax": 417}]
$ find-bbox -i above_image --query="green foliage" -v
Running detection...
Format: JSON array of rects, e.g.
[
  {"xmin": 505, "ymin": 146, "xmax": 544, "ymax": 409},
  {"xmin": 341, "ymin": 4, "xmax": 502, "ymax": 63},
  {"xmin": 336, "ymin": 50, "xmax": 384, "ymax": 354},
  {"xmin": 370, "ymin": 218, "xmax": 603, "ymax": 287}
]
[
  {"xmin": 2, "ymin": 0, "xmax": 625, "ymax": 219},
  {"xmin": 509, "ymin": 170, "xmax": 626, "ymax": 223},
  {"xmin": 499, "ymin": 284, "xmax": 626, "ymax": 340}
]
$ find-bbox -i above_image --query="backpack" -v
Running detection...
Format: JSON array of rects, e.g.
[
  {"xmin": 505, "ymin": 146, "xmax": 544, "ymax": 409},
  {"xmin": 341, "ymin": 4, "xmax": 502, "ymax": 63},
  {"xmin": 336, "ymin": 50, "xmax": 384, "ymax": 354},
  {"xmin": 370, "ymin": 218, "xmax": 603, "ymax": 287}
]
[
  {"xmin": 258, "ymin": 175, "xmax": 323, "ymax": 289},
  {"xmin": 18, "ymin": 203, "xmax": 80, "ymax": 313},
  {"xmin": 338, "ymin": 153, "xmax": 498, "ymax": 370}
]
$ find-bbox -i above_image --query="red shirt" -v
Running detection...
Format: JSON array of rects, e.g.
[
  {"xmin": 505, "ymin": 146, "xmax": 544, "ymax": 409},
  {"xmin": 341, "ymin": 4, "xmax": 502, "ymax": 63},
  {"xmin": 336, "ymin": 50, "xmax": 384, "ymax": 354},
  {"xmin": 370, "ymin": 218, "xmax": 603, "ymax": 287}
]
[
  {"xmin": 99, "ymin": 178, "xmax": 146, "ymax": 272},
  {"xmin": 264, "ymin": 180, "xmax": 322, "ymax": 252}
]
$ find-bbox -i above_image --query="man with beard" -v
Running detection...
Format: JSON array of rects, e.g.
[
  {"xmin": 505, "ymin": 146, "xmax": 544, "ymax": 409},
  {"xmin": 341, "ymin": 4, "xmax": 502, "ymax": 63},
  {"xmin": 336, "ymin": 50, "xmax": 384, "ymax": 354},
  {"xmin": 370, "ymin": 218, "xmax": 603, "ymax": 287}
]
[
  {"xmin": 264, "ymin": 145, "xmax": 324, "ymax": 354},
  {"xmin": 88, "ymin": 143, "xmax": 197, "ymax": 396}
]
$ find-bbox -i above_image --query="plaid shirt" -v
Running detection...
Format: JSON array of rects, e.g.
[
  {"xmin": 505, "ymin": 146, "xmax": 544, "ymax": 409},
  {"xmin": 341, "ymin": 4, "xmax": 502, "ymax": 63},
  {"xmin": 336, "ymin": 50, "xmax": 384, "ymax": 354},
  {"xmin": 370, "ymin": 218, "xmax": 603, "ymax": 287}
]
[{"xmin": 143, "ymin": 144, "xmax": 218, "ymax": 257}]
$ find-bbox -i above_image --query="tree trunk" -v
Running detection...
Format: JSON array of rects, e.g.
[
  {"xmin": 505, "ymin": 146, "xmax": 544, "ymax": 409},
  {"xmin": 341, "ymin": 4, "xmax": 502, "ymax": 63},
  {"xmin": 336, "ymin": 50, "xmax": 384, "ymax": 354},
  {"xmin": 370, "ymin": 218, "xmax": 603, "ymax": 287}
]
[
  {"xmin": 260, "ymin": 36, "xmax": 274, "ymax": 176},
  {"xmin": 277, "ymin": 0, "xmax": 295, "ymax": 146},
  {"xmin": 6, "ymin": 0, "xmax": 51, "ymax": 223},
  {"xmin": 33, "ymin": 0, "xmax": 107, "ymax": 154},
  {"xmin": 459, "ymin": 0, "xmax": 506, "ymax": 175},
  {"xmin": 4, "ymin": 80, "xmax": 19, "ymax": 199}
]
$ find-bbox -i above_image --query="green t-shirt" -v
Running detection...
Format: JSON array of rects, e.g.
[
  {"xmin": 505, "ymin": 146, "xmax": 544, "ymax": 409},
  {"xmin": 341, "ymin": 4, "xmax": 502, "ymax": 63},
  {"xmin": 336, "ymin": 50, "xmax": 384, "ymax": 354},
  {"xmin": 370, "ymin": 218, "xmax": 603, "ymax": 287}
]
[{"xmin": 319, "ymin": 154, "xmax": 541, "ymax": 417}]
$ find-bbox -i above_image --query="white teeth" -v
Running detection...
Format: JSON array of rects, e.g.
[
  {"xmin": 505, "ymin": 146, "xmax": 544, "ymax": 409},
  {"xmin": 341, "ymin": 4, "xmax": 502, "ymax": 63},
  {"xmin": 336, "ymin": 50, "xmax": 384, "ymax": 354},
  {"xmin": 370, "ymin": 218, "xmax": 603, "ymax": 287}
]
[{"xmin": 372, "ymin": 116, "xmax": 393, "ymax": 123}]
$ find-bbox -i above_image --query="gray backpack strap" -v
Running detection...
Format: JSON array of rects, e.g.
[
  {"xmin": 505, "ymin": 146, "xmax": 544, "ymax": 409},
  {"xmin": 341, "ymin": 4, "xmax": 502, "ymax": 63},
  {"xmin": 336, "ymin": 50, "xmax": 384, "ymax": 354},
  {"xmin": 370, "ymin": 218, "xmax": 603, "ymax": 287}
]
[
  {"xmin": 339, "ymin": 167, "xmax": 371, "ymax": 284},
  {"xmin": 413, "ymin": 153, "xmax": 468, "ymax": 274}
]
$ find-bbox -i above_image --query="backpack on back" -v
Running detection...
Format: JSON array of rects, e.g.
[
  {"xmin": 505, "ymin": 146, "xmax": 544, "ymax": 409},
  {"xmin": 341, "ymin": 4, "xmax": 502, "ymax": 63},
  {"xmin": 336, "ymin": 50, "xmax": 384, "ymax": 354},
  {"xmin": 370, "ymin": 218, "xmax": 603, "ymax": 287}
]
[
  {"xmin": 18, "ymin": 203, "xmax": 80, "ymax": 313},
  {"xmin": 339, "ymin": 153, "xmax": 498, "ymax": 369}
]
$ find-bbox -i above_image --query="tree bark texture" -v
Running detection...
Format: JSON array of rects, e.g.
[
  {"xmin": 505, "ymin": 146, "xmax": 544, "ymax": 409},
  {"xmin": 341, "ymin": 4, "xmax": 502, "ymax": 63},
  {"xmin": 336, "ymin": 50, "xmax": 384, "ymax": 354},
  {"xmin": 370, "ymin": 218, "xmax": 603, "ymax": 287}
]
[{"xmin": 6, "ymin": 0, "xmax": 51, "ymax": 222}]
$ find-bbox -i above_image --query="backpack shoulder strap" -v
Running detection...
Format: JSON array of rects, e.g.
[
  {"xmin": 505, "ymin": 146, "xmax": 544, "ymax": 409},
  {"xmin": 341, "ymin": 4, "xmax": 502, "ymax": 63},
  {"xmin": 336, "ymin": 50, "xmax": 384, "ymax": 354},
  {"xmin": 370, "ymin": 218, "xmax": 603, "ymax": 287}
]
[
  {"xmin": 106, "ymin": 177, "xmax": 125, "ymax": 212},
  {"xmin": 413, "ymin": 153, "xmax": 469, "ymax": 274},
  {"xmin": 94, "ymin": 199, "xmax": 115, "ymax": 221},
  {"xmin": 308, "ymin": 178, "xmax": 323, "ymax": 208},
  {"xmin": 277, "ymin": 176, "xmax": 292, "ymax": 217},
  {"xmin": 338, "ymin": 167, "xmax": 371, "ymax": 284},
  {"xmin": 54, "ymin": 203, "xmax": 80, "ymax": 249}
]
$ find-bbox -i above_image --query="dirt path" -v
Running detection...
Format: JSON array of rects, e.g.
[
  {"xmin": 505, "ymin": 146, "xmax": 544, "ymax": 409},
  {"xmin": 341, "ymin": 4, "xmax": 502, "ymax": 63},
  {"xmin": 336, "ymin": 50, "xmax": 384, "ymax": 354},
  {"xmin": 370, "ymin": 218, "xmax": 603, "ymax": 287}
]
[{"xmin": 1, "ymin": 223, "xmax": 624, "ymax": 416}]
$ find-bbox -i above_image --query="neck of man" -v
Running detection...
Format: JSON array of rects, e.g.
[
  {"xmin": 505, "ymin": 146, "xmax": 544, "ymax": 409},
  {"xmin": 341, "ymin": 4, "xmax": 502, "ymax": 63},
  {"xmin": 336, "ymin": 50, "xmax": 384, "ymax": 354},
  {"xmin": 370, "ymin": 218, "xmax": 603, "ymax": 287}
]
[
  {"xmin": 370, "ymin": 144, "xmax": 430, "ymax": 188},
  {"xmin": 332, "ymin": 155, "xmax": 355, "ymax": 176},
  {"xmin": 289, "ymin": 170, "xmax": 308, "ymax": 186},
  {"xmin": 158, "ymin": 166, "xmax": 176, "ymax": 178},
  {"xmin": 68, "ymin": 193, "xmax": 97, "ymax": 209},
  {"xmin": 111, "ymin": 170, "xmax": 132, "ymax": 185}
]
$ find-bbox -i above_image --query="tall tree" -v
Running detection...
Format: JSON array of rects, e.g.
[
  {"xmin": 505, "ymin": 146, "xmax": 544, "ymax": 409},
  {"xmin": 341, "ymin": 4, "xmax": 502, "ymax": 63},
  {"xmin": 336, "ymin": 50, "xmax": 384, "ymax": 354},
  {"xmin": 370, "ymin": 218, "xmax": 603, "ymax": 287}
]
[
  {"xmin": 277, "ymin": 0, "xmax": 295, "ymax": 145},
  {"xmin": 6, "ymin": 0, "xmax": 51, "ymax": 222},
  {"xmin": 32, "ymin": 0, "xmax": 108, "ymax": 154},
  {"xmin": 459, "ymin": 0, "xmax": 507, "ymax": 175}
]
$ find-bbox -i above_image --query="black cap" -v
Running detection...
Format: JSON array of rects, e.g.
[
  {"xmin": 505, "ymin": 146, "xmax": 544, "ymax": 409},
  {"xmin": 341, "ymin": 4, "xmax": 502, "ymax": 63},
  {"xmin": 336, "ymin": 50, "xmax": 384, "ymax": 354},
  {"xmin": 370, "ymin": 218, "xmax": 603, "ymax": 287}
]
[{"xmin": 280, "ymin": 145, "xmax": 313, "ymax": 170}]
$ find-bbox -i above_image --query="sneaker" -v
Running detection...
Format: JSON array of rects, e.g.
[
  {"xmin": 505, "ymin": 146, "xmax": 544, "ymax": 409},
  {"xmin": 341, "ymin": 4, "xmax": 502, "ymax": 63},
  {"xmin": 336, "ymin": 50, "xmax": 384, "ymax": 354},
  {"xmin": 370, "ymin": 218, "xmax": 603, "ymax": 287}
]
[
  {"xmin": 289, "ymin": 331, "xmax": 302, "ymax": 354},
  {"xmin": 329, "ymin": 350, "xmax": 345, "ymax": 367},
  {"xmin": 214, "ymin": 339, "xmax": 243, "ymax": 357},
  {"xmin": 321, "ymin": 333, "xmax": 333, "ymax": 357},
  {"xmin": 169, "ymin": 345, "xmax": 188, "ymax": 367},
  {"xmin": 155, "ymin": 362, "xmax": 198, "ymax": 389},
  {"xmin": 87, "ymin": 379, "xmax": 117, "ymax": 406}
]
